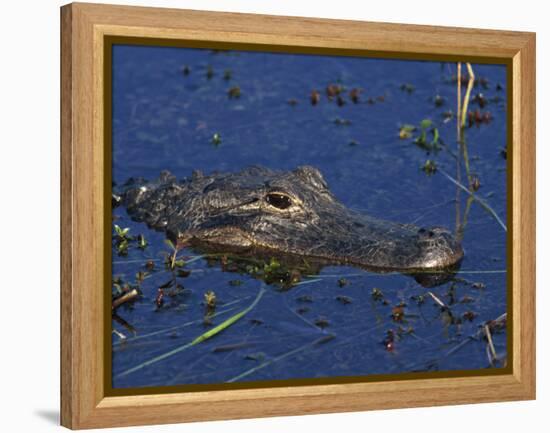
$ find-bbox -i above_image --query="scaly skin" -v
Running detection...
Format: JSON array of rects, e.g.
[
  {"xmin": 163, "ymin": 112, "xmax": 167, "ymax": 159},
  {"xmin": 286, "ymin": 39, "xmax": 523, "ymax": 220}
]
[{"xmin": 119, "ymin": 165, "xmax": 463, "ymax": 272}]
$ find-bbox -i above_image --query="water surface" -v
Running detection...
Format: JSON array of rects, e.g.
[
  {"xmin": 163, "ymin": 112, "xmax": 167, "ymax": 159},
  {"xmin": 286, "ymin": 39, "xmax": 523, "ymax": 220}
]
[{"xmin": 111, "ymin": 45, "xmax": 508, "ymax": 388}]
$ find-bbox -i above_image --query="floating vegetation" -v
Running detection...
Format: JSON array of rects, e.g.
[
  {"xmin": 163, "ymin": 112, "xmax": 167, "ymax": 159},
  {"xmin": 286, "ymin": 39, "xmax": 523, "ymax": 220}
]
[
  {"xmin": 371, "ymin": 288, "xmax": 384, "ymax": 302},
  {"xmin": 433, "ymin": 94, "xmax": 445, "ymax": 107},
  {"xmin": 206, "ymin": 65, "xmax": 214, "ymax": 79},
  {"xmin": 391, "ymin": 304, "xmax": 406, "ymax": 322},
  {"xmin": 115, "ymin": 285, "xmax": 266, "ymax": 379},
  {"xmin": 335, "ymin": 295, "xmax": 353, "ymax": 305},
  {"xmin": 211, "ymin": 132, "xmax": 222, "ymax": 146},
  {"xmin": 470, "ymin": 175, "xmax": 481, "ymax": 192},
  {"xmin": 155, "ymin": 288, "xmax": 164, "ymax": 309},
  {"xmin": 398, "ymin": 124, "xmax": 416, "ymax": 140},
  {"xmin": 137, "ymin": 234, "xmax": 148, "ymax": 250},
  {"xmin": 471, "ymin": 92, "xmax": 488, "ymax": 108},
  {"xmin": 337, "ymin": 278, "xmax": 348, "ymax": 287},
  {"xmin": 227, "ymin": 86, "xmax": 241, "ymax": 99},
  {"xmin": 314, "ymin": 317, "xmax": 330, "ymax": 329},
  {"xmin": 333, "ymin": 117, "xmax": 352, "ymax": 126},
  {"xmin": 229, "ymin": 279, "xmax": 243, "ymax": 286},
  {"xmin": 467, "ymin": 109, "xmax": 492, "ymax": 127},
  {"xmin": 310, "ymin": 90, "xmax": 321, "ymax": 105},
  {"xmin": 326, "ymin": 83, "xmax": 344, "ymax": 99},
  {"xmin": 422, "ymin": 159, "xmax": 437, "ymax": 175},
  {"xmin": 204, "ymin": 290, "xmax": 217, "ymax": 310},
  {"xmin": 451, "ymin": 74, "xmax": 489, "ymax": 89},
  {"xmin": 113, "ymin": 224, "xmax": 134, "ymax": 256},
  {"xmin": 349, "ymin": 87, "xmax": 362, "ymax": 103},
  {"xmin": 400, "ymin": 83, "xmax": 415, "ymax": 93},
  {"xmin": 414, "ymin": 119, "xmax": 441, "ymax": 151}
]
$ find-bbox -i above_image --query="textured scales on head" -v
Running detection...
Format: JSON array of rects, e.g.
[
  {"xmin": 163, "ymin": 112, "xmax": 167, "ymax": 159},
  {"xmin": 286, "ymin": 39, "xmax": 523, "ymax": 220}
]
[{"xmin": 120, "ymin": 165, "xmax": 463, "ymax": 272}]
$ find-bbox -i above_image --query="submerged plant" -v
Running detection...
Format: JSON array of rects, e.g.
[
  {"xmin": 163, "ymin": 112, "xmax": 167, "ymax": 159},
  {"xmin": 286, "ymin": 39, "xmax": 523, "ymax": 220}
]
[{"xmin": 211, "ymin": 133, "xmax": 222, "ymax": 146}]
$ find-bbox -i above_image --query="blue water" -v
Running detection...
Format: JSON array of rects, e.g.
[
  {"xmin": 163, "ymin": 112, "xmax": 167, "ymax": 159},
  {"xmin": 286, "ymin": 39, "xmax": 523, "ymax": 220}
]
[{"xmin": 111, "ymin": 45, "xmax": 508, "ymax": 389}]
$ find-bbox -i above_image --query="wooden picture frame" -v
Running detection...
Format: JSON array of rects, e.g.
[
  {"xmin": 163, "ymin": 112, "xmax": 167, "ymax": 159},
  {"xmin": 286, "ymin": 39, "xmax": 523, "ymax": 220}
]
[{"xmin": 60, "ymin": 2, "xmax": 536, "ymax": 429}]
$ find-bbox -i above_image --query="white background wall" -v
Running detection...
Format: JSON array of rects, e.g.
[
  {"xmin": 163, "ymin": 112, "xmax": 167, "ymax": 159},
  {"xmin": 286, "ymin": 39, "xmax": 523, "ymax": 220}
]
[{"xmin": 0, "ymin": 0, "xmax": 546, "ymax": 431}]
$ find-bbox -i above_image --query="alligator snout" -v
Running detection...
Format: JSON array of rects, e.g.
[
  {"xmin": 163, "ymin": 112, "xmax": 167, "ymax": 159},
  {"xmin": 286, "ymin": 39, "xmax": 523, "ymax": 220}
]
[{"xmin": 413, "ymin": 227, "xmax": 464, "ymax": 270}]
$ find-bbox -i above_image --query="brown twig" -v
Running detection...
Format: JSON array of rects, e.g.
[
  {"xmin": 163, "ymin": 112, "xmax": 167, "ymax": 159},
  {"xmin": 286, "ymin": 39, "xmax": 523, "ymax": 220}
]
[{"xmin": 112, "ymin": 288, "xmax": 139, "ymax": 310}]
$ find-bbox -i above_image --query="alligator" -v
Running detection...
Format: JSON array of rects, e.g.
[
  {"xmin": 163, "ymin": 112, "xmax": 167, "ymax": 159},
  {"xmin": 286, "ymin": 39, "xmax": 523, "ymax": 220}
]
[{"xmin": 115, "ymin": 165, "xmax": 463, "ymax": 275}]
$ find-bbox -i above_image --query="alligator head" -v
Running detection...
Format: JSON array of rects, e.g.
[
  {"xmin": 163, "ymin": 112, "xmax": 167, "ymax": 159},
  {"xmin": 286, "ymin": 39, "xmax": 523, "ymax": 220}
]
[{"xmin": 118, "ymin": 165, "xmax": 463, "ymax": 277}]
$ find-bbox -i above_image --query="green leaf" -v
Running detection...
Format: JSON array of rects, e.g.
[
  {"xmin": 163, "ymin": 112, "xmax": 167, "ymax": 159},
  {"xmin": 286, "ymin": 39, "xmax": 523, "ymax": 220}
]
[
  {"xmin": 420, "ymin": 119, "xmax": 433, "ymax": 130},
  {"xmin": 431, "ymin": 127, "xmax": 440, "ymax": 146},
  {"xmin": 115, "ymin": 285, "xmax": 266, "ymax": 378},
  {"xmin": 164, "ymin": 239, "xmax": 176, "ymax": 250}
]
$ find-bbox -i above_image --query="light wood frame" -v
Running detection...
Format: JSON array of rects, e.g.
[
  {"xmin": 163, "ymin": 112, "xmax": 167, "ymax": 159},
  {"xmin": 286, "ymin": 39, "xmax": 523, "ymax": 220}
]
[{"xmin": 61, "ymin": 2, "xmax": 536, "ymax": 429}]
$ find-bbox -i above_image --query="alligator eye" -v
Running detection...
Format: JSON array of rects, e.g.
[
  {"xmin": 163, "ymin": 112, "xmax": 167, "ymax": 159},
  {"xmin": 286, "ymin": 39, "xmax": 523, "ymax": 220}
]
[{"xmin": 265, "ymin": 193, "xmax": 293, "ymax": 210}]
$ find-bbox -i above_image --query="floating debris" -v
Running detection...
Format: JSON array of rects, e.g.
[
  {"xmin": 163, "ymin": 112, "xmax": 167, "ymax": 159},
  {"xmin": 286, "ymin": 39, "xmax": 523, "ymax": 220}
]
[
  {"xmin": 297, "ymin": 307, "xmax": 310, "ymax": 315},
  {"xmin": 371, "ymin": 288, "xmax": 384, "ymax": 302},
  {"xmin": 400, "ymin": 83, "xmax": 415, "ymax": 93},
  {"xmin": 442, "ymin": 110, "xmax": 454, "ymax": 123},
  {"xmin": 204, "ymin": 290, "xmax": 217, "ymax": 310},
  {"xmin": 382, "ymin": 329, "xmax": 396, "ymax": 352},
  {"xmin": 112, "ymin": 288, "xmax": 139, "ymax": 311},
  {"xmin": 181, "ymin": 65, "xmax": 191, "ymax": 76},
  {"xmin": 155, "ymin": 288, "xmax": 164, "ymax": 309},
  {"xmin": 335, "ymin": 295, "xmax": 353, "ymax": 305},
  {"xmin": 433, "ymin": 94, "xmax": 445, "ymax": 107},
  {"xmin": 399, "ymin": 124, "xmax": 416, "ymax": 140},
  {"xmin": 229, "ymin": 279, "xmax": 243, "ymax": 286},
  {"xmin": 391, "ymin": 305, "xmax": 406, "ymax": 323},
  {"xmin": 349, "ymin": 88, "xmax": 362, "ymax": 103},
  {"xmin": 223, "ymin": 69, "xmax": 232, "ymax": 80},
  {"xmin": 287, "ymin": 98, "xmax": 299, "ymax": 106},
  {"xmin": 310, "ymin": 90, "xmax": 321, "ymax": 105},
  {"xmin": 470, "ymin": 175, "xmax": 481, "ymax": 192},
  {"xmin": 314, "ymin": 316, "xmax": 330, "ymax": 329},
  {"xmin": 228, "ymin": 86, "xmax": 241, "ymax": 99},
  {"xmin": 348, "ymin": 139, "xmax": 359, "ymax": 147},
  {"xmin": 422, "ymin": 159, "xmax": 437, "ymax": 175},
  {"xmin": 137, "ymin": 234, "xmax": 148, "ymax": 250},
  {"xmin": 206, "ymin": 65, "xmax": 214, "ymax": 79},
  {"xmin": 336, "ymin": 96, "xmax": 346, "ymax": 106},
  {"xmin": 463, "ymin": 311, "xmax": 477, "ymax": 322},
  {"xmin": 467, "ymin": 109, "xmax": 492, "ymax": 127},
  {"xmin": 472, "ymin": 93, "xmax": 488, "ymax": 108},
  {"xmin": 337, "ymin": 278, "xmax": 348, "ymax": 287},
  {"xmin": 333, "ymin": 117, "xmax": 352, "ymax": 126},
  {"xmin": 211, "ymin": 133, "xmax": 222, "ymax": 146},
  {"xmin": 326, "ymin": 83, "xmax": 343, "ymax": 99}
]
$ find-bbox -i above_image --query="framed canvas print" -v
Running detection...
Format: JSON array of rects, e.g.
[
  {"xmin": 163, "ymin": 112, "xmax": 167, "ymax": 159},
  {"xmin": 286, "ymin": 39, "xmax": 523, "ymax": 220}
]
[{"xmin": 60, "ymin": 2, "xmax": 536, "ymax": 429}]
